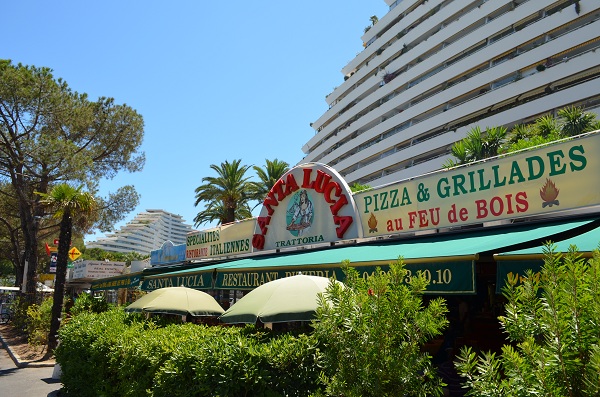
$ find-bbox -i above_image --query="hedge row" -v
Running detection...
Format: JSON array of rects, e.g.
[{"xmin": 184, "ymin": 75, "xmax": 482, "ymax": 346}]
[{"xmin": 55, "ymin": 309, "xmax": 322, "ymax": 397}]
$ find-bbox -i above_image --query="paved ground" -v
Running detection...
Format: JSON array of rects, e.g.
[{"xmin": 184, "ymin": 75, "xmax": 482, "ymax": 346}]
[{"xmin": 0, "ymin": 338, "xmax": 62, "ymax": 397}]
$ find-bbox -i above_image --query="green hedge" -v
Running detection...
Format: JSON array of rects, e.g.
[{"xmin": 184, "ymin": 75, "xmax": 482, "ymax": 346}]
[{"xmin": 55, "ymin": 308, "xmax": 322, "ymax": 397}]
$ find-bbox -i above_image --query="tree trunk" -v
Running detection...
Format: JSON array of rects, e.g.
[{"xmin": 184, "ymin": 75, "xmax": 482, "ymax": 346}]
[
  {"xmin": 48, "ymin": 211, "xmax": 72, "ymax": 352},
  {"xmin": 14, "ymin": 170, "xmax": 49, "ymax": 303},
  {"xmin": 26, "ymin": 225, "xmax": 39, "ymax": 300},
  {"xmin": 225, "ymin": 204, "xmax": 235, "ymax": 224},
  {"xmin": 18, "ymin": 204, "xmax": 39, "ymax": 304}
]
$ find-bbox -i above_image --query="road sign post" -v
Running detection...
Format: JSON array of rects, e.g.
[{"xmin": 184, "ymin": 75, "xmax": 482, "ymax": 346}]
[{"xmin": 68, "ymin": 247, "xmax": 81, "ymax": 261}]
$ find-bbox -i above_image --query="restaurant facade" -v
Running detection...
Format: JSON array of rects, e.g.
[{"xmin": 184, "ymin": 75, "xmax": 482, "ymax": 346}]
[{"xmin": 91, "ymin": 131, "xmax": 600, "ymax": 350}]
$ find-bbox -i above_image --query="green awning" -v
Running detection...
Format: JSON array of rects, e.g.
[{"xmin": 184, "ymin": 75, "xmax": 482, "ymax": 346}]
[
  {"xmin": 495, "ymin": 223, "xmax": 600, "ymax": 260},
  {"xmin": 91, "ymin": 273, "xmax": 143, "ymax": 291},
  {"xmin": 214, "ymin": 217, "xmax": 596, "ymax": 270},
  {"xmin": 493, "ymin": 219, "xmax": 600, "ymax": 293},
  {"xmin": 212, "ymin": 217, "xmax": 597, "ymax": 293},
  {"xmin": 140, "ymin": 263, "xmax": 224, "ymax": 291},
  {"xmin": 139, "ymin": 217, "xmax": 598, "ymax": 294}
]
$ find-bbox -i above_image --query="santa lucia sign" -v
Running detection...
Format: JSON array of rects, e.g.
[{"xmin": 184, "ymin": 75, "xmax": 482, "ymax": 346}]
[
  {"xmin": 354, "ymin": 132, "xmax": 600, "ymax": 237},
  {"xmin": 252, "ymin": 163, "xmax": 361, "ymax": 251}
]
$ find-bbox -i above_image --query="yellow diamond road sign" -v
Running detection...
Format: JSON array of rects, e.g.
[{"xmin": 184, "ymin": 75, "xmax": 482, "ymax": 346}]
[{"xmin": 68, "ymin": 247, "xmax": 81, "ymax": 261}]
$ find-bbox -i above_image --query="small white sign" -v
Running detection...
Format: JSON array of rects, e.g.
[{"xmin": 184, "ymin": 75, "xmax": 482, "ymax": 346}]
[{"xmin": 72, "ymin": 260, "xmax": 126, "ymax": 279}]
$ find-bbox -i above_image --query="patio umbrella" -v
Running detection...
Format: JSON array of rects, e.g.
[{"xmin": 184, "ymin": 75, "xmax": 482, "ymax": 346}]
[
  {"xmin": 125, "ymin": 286, "xmax": 224, "ymax": 316},
  {"xmin": 219, "ymin": 274, "xmax": 343, "ymax": 324}
]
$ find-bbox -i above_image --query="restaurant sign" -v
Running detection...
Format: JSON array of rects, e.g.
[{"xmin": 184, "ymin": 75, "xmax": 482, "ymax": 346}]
[
  {"xmin": 215, "ymin": 260, "xmax": 475, "ymax": 294},
  {"xmin": 355, "ymin": 133, "xmax": 600, "ymax": 237},
  {"xmin": 151, "ymin": 240, "xmax": 186, "ymax": 266},
  {"xmin": 91, "ymin": 274, "xmax": 142, "ymax": 291},
  {"xmin": 495, "ymin": 260, "xmax": 543, "ymax": 294},
  {"xmin": 252, "ymin": 163, "xmax": 362, "ymax": 251},
  {"xmin": 186, "ymin": 218, "xmax": 255, "ymax": 260},
  {"xmin": 141, "ymin": 271, "xmax": 214, "ymax": 291}
]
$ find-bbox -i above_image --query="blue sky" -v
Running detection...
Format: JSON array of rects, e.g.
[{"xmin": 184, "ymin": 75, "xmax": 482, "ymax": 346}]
[{"xmin": 4, "ymin": 1, "xmax": 389, "ymax": 242}]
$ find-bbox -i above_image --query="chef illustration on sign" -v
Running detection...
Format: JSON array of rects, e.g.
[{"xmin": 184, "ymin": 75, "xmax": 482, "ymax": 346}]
[{"xmin": 286, "ymin": 189, "xmax": 314, "ymax": 236}]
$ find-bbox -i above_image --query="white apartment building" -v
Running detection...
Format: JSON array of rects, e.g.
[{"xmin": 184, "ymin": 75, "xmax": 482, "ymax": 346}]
[
  {"xmin": 302, "ymin": 0, "xmax": 600, "ymax": 187},
  {"xmin": 87, "ymin": 209, "xmax": 194, "ymax": 255}
]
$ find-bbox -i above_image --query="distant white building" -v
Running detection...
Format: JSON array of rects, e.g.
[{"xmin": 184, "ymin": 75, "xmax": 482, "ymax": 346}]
[{"xmin": 86, "ymin": 209, "xmax": 194, "ymax": 255}]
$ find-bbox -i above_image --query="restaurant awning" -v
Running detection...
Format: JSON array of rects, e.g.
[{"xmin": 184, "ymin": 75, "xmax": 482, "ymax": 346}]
[
  {"xmin": 492, "ymin": 221, "xmax": 600, "ymax": 293},
  {"xmin": 90, "ymin": 272, "xmax": 143, "ymax": 291},
  {"xmin": 139, "ymin": 216, "xmax": 599, "ymax": 295},
  {"xmin": 211, "ymin": 217, "xmax": 598, "ymax": 294},
  {"xmin": 140, "ymin": 263, "xmax": 223, "ymax": 291},
  {"xmin": 495, "ymin": 224, "xmax": 600, "ymax": 260}
]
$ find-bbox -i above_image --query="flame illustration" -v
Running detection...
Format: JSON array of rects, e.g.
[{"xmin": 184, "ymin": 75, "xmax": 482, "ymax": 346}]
[
  {"xmin": 540, "ymin": 178, "xmax": 559, "ymax": 207},
  {"xmin": 540, "ymin": 178, "xmax": 559, "ymax": 201},
  {"xmin": 368, "ymin": 213, "xmax": 378, "ymax": 233}
]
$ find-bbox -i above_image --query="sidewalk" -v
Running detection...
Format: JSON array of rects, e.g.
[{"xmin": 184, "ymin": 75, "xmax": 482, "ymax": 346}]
[
  {"xmin": 0, "ymin": 326, "xmax": 56, "ymax": 368},
  {"xmin": 0, "ymin": 328, "xmax": 62, "ymax": 397}
]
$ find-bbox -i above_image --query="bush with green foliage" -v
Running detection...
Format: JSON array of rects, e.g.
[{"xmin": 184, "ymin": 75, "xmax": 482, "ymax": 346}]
[
  {"xmin": 69, "ymin": 292, "xmax": 111, "ymax": 316},
  {"xmin": 56, "ymin": 308, "xmax": 323, "ymax": 397},
  {"xmin": 312, "ymin": 259, "xmax": 449, "ymax": 397},
  {"xmin": 445, "ymin": 106, "xmax": 600, "ymax": 167},
  {"xmin": 56, "ymin": 261, "xmax": 452, "ymax": 396},
  {"xmin": 9, "ymin": 296, "xmax": 29, "ymax": 332},
  {"xmin": 349, "ymin": 182, "xmax": 371, "ymax": 193},
  {"xmin": 8, "ymin": 295, "xmax": 54, "ymax": 345},
  {"xmin": 26, "ymin": 297, "xmax": 53, "ymax": 346},
  {"xmin": 153, "ymin": 326, "xmax": 321, "ymax": 397},
  {"xmin": 0, "ymin": 259, "xmax": 15, "ymax": 279},
  {"xmin": 456, "ymin": 245, "xmax": 600, "ymax": 396}
]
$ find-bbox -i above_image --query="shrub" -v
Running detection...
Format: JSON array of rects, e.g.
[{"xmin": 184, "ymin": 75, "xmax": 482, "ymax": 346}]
[
  {"xmin": 26, "ymin": 296, "xmax": 53, "ymax": 346},
  {"xmin": 152, "ymin": 326, "xmax": 321, "ymax": 397},
  {"xmin": 69, "ymin": 292, "xmax": 111, "ymax": 316},
  {"xmin": 313, "ymin": 259, "xmax": 449, "ymax": 396},
  {"xmin": 382, "ymin": 71, "xmax": 397, "ymax": 84},
  {"xmin": 56, "ymin": 309, "xmax": 323, "ymax": 397},
  {"xmin": 153, "ymin": 326, "xmax": 270, "ymax": 397},
  {"xmin": 9, "ymin": 296, "xmax": 29, "ymax": 332},
  {"xmin": 56, "ymin": 308, "xmax": 142, "ymax": 396},
  {"xmin": 456, "ymin": 245, "xmax": 600, "ymax": 396}
]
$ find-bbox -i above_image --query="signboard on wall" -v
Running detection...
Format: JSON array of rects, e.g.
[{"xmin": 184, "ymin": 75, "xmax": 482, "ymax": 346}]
[
  {"xmin": 177, "ymin": 133, "xmax": 600, "ymax": 263},
  {"xmin": 215, "ymin": 261, "xmax": 475, "ymax": 294},
  {"xmin": 48, "ymin": 252, "xmax": 57, "ymax": 273},
  {"xmin": 151, "ymin": 240, "xmax": 186, "ymax": 266},
  {"xmin": 141, "ymin": 271, "xmax": 213, "ymax": 291},
  {"xmin": 91, "ymin": 274, "xmax": 142, "ymax": 291},
  {"xmin": 72, "ymin": 260, "xmax": 126, "ymax": 279},
  {"xmin": 495, "ymin": 260, "xmax": 544, "ymax": 294},
  {"xmin": 354, "ymin": 133, "xmax": 600, "ymax": 237},
  {"xmin": 186, "ymin": 219, "xmax": 255, "ymax": 261},
  {"xmin": 252, "ymin": 163, "xmax": 362, "ymax": 251}
]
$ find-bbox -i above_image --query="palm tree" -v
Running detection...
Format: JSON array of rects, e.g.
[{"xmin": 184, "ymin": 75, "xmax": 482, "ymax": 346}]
[
  {"xmin": 248, "ymin": 159, "xmax": 290, "ymax": 209},
  {"xmin": 193, "ymin": 199, "xmax": 252, "ymax": 226},
  {"xmin": 443, "ymin": 126, "xmax": 506, "ymax": 167},
  {"xmin": 193, "ymin": 159, "xmax": 253, "ymax": 226},
  {"xmin": 483, "ymin": 126, "xmax": 508, "ymax": 156},
  {"xmin": 534, "ymin": 114, "xmax": 561, "ymax": 138},
  {"xmin": 446, "ymin": 106, "xmax": 599, "ymax": 165},
  {"xmin": 37, "ymin": 184, "xmax": 96, "ymax": 352},
  {"xmin": 505, "ymin": 123, "xmax": 535, "ymax": 146},
  {"xmin": 558, "ymin": 105, "xmax": 597, "ymax": 136}
]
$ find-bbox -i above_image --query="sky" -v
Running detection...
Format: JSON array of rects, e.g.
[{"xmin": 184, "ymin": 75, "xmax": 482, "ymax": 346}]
[{"xmin": 4, "ymin": 1, "xmax": 389, "ymax": 243}]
